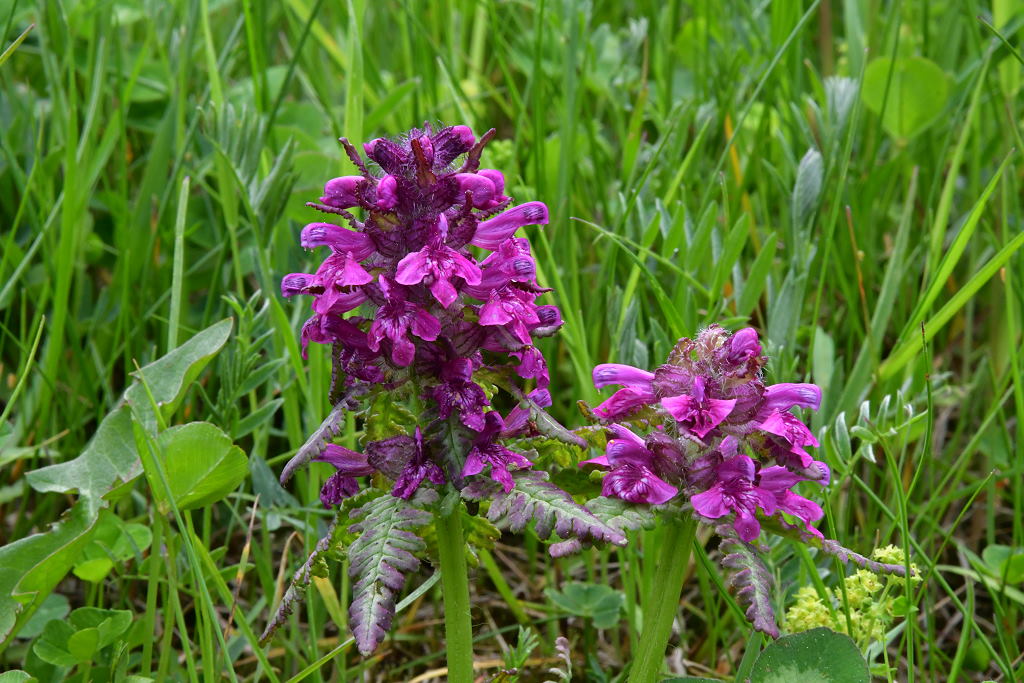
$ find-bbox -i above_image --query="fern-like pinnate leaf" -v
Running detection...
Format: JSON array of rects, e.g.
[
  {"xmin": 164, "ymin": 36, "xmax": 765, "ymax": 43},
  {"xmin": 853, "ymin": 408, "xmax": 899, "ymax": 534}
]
[
  {"xmin": 279, "ymin": 392, "xmax": 359, "ymax": 483},
  {"xmin": 760, "ymin": 515, "xmax": 910, "ymax": 576},
  {"xmin": 260, "ymin": 522, "xmax": 336, "ymax": 644},
  {"xmin": 463, "ymin": 472, "xmax": 626, "ymax": 553},
  {"xmin": 347, "ymin": 492, "xmax": 432, "ymax": 655},
  {"xmin": 720, "ymin": 538, "xmax": 780, "ymax": 638}
]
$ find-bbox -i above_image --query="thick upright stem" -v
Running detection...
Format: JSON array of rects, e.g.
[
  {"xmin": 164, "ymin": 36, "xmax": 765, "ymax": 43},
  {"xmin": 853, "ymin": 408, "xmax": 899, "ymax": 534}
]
[
  {"xmin": 628, "ymin": 516, "xmax": 699, "ymax": 683},
  {"xmin": 436, "ymin": 506, "xmax": 475, "ymax": 682}
]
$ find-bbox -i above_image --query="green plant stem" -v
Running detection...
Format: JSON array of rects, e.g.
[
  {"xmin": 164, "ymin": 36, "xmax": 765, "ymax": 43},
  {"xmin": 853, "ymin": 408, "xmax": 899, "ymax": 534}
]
[
  {"xmin": 435, "ymin": 506, "xmax": 474, "ymax": 683},
  {"xmin": 628, "ymin": 516, "xmax": 698, "ymax": 683}
]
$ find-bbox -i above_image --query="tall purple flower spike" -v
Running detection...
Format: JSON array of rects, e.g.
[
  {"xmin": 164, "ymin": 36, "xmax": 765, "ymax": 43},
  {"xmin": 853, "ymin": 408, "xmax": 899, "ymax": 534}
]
[{"xmin": 279, "ymin": 123, "xmax": 561, "ymax": 506}]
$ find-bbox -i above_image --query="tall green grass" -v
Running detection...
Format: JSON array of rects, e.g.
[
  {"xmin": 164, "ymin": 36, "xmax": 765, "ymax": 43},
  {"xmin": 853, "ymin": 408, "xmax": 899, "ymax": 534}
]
[{"xmin": 1, "ymin": 0, "xmax": 1021, "ymax": 680}]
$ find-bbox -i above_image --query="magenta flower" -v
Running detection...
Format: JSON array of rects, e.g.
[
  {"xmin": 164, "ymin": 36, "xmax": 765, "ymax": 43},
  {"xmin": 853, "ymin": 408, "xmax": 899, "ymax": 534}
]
[
  {"xmin": 315, "ymin": 444, "xmax": 376, "ymax": 506},
  {"xmin": 690, "ymin": 455, "xmax": 823, "ymax": 542},
  {"xmin": 280, "ymin": 123, "xmax": 563, "ymax": 503},
  {"xmin": 757, "ymin": 410, "xmax": 821, "ymax": 471},
  {"xmin": 395, "ymin": 215, "xmax": 483, "ymax": 308},
  {"xmin": 461, "ymin": 412, "xmax": 533, "ymax": 491},
  {"xmin": 366, "ymin": 277, "xmax": 442, "ymax": 366},
  {"xmin": 661, "ymin": 376, "xmax": 737, "ymax": 438},
  {"xmin": 582, "ymin": 424, "xmax": 678, "ymax": 504}
]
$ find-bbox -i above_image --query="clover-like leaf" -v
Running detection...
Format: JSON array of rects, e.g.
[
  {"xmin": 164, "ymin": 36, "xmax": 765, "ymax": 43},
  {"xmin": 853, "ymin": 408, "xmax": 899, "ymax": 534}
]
[
  {"xmin": 749, "ymin": 627, "xmax": 869, "ymax": 683},
  {"xmin": 861, "ymin": 56, "xmax": 949, "ymax": 140},
  {"xmin": 155, "ymin": 422, "xmax": 247, "ymax": 511}
]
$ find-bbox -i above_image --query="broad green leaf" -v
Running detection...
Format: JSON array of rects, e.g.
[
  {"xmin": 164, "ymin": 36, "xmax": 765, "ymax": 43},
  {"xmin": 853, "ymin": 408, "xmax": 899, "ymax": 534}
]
[
  {"xmin": 33, "ymin": 620, "xmax": 79, "ymax": 667},
  {"xmin": 66, "ymin": 627, "xmax": 100, "ymax": 662},
  {"xmin": 861, "ymin": 56, "xmax": 949, "ymax": 140},
  {"xmin": 0, "ymin": 502, "xmax": 96, "ymax": 647},
  {"xmin": 16, "ymin": 593, "xmax": 69, "ymax": 640},
  {"xmin": 749, "ymin": 628, "xmax": 868, "ymax": 683},
  {"xmin": 0, "ymin": 671, "xmax": 37, "ymax": 683},
  {"xmin": 155, "ymin": 422, "xmax": 248, "ymax": 511},
  {"xmin": 125, "ymin": 318, "xmax": 233, "ymax": 434},
  {"xmin": 4, "ymin": 321, "xmax": 232, "ymax": 646},
  {"xmin": 981, "ymin": 545, "xmax": 1024, "ymax": 584},
  {"xmin": 72, "ymin": 558, "xmax": 114, "ymax": 583},
  {"xmin": 26, "ymin": 319, "xmax": 234, "ymax": 510}
]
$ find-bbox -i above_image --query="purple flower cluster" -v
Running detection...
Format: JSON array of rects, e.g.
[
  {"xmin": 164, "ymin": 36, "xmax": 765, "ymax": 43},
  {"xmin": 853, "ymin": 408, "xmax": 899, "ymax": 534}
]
[
  {"xmin": 282, "ymin": 124, "xmax": 561, "ymax": 505},
  {"xmin": 583, "ymin": 325, "xmax": 828, "ymax": 542}
]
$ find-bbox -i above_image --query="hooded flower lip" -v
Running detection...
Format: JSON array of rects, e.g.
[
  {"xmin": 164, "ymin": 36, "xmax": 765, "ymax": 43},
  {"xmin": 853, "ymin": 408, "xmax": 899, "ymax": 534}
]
[
  {"xmin": 300, "ymin": 223, "xmax": 376, "ymax": 260},
  {"xmin": 592, "ymin": 363, "xmax": 656, "ymax": 390},
  {"xmin": 470, "ymin": 201, "xmax": 550, "ymax": 250},
  {"xmin": 759, "ymin": 383, "xmax": 822, "ymax": 415},
  {"xmin": 321, "ymin": 176, "xmax": 365, "ymax": 209},
  {"xmin": 600, "ymin": 464, "xmax": 679, "ymax": 504},
  {"xmin": 453, "ymin": 173, "xmax": 496, "ymax": 208},
  {"xmin": 394, "ymin": 215, "xmax": 483, "ymax": 308},
  {"xmin": 460, "ymin": 412, "xmax": 532, "ymax": 492},
  {"xmin": 661, "ymin": 376, "xmax": 737, "ymax": 438}
]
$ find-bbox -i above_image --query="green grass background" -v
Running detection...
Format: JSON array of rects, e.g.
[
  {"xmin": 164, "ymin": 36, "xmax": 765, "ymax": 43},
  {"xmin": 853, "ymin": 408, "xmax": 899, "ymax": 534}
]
[{"xmin": 1, "ymin": 0, "xmax": 1022, "ymax": 680}]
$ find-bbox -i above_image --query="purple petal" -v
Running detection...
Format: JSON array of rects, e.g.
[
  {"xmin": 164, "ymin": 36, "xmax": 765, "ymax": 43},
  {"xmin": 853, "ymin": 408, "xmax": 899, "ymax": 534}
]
[
  {"xmin": 592, "ymin": 363, "xmax": 656, "ymax": 390},
  {"xmin": 300, "ymin": 223, "xmax": 375, "ymax": 260},
  {"xmin": 694, "ymin": 398, "xmax": 737, "ymax": 437},
  {"xmin": 718, "ymin": 455, "xmax": 756, "ymax": 482},
  {"xmin": 691, "ymin": 486, "xmax": 730, "ymax": 518},
  {"xmin": 593, "ymin": 386, "xmax": 657, "ymax": 419},
  {"xmin": 411, "ymin": 309, "xmax": 441, "ymax": 341},
  {"xmin": 322, "ymin": 176, "xmax": 363, "ymax": 208},
  {"xmin": 394, "ymin": 249, "xmax": 429, "ymax": 285},
  {"xmin": 478, "ymin": 296, "xmax": 513, "ymax": 325},
  {"xmin": 454, "ymin": 173, "xmax": 496, "ymax": 208},
  {"xmin": 281, "ymin": 273, "xmax": 311, "ymax": 297},
  {"xmin": 602, "ymin": 464, "xmax": 677, "ymax": 504},
  {"xmin": 733, "ymin": 508, "xmax": 762, "ymax": 542},
  {"xmin": 315, "ymin": 444, "xmax": 374, "ymax": 476},
  {"xmin": 470, "ymin": 202, "xmax": 549, "ymax": 250},
  {"xmin": 762, "ymin": 383, "xmax": 822, "ymax": 412},
  {"xmin": 477, "ymin": 169, "xmax": 505, "ymax": 197},
  {"xmin": 377, "ymin": 175, "xmax": 398, "ymax": 209}
]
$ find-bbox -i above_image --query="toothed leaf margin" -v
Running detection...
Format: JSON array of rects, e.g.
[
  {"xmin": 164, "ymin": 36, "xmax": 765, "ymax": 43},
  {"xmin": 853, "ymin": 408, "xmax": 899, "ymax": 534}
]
[{"xmin": 347, "ymin": 491, "xmax": 433, "ymax": 655}]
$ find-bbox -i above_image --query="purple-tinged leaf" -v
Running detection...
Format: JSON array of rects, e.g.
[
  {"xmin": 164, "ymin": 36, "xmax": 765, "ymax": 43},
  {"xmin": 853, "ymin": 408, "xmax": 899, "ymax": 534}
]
[
  {"xmin": 280, "ymin": 391, "xmax": 361, "ymax": 484},
  {"xmin": 719, "ymin": 539, "xmax": 780, "ymax": 638},
  {"xmin": 760, "ymin": 515, "xmax": 910, "ymax": 577},
  {"xmin": 260, "ymin": 522, "xmax": 337, "ymax": 645},
  {"xmin": 463, "ymin": 471, "xmax": 626, "ymax": 554},
  {"xmin": 346, "ymin": 493, "xmax": 432, "ymax": 655},
  {"xmin": 583, "ymin": 497, "xmax": 660, "ymax": 535}
]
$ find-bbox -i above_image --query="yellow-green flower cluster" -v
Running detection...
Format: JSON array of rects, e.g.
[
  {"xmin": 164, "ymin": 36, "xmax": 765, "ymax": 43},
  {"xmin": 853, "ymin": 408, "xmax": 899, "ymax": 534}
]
[{"xmin": 784, "ymin": 546, "xmax": 920, "ymax": 651}]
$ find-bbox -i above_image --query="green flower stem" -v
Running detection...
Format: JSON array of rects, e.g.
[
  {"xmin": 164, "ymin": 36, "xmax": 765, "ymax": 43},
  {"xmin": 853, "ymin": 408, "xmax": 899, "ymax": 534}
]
[
  {"xmin": 628, "ymin": 515, "xmax": 699, "ymax": 683},
  {"xmin": 436, "ymin": 505, "xmax": 475, "ymax": 682}
]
